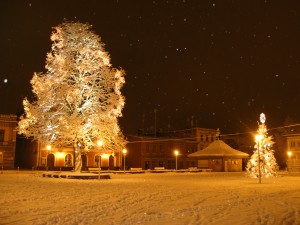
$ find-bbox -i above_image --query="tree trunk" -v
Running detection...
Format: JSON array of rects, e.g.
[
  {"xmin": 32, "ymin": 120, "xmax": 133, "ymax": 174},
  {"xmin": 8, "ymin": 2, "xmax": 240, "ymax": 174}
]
[{"xmin": 74, "ymin": 144, "xmax": 82, "ymax": 172}]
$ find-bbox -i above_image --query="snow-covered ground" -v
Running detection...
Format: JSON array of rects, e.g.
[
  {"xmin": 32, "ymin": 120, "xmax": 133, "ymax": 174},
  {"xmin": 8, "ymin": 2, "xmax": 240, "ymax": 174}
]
[{"xmin": 1, "ymin": 171, "xmax": 300, "ymax": 225}]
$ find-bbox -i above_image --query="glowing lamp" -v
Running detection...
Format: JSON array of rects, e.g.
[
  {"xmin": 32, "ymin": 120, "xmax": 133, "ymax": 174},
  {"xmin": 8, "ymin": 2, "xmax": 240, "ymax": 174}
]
[
  {"xmin": 57, "ymin": 152, "xmax": 64, "ymax": 158},
  {"xmin": 260, "ymin": 113, "xmax": 266, "ymax": 124},
  {"xmin": 102, "ymin": 154, "xmax": 109, "ymax": 159},
  {"xmin": 46, "ymin": 145, "xmax": 52, "ymax": 151},
  {"xmin": 122, "ymin": 149, "xmax": 127, "ymax": 172},
  {"xmin": 174, "ymin": 150, "xmax": 179, "ymax": 170},
  {"xmin": 97, "ymin": 140, "xmax": 103, "ymax": 146},
  {"xmin": 255, "ymin": 134, "xmax": 263, "ymax": 142}
]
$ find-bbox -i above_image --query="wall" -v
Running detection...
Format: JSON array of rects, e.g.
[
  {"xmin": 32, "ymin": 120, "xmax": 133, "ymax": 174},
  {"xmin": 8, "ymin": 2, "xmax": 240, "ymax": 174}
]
[{"xmin": 0, "ymin": 114, "xmax": 17, "ymax": 169}]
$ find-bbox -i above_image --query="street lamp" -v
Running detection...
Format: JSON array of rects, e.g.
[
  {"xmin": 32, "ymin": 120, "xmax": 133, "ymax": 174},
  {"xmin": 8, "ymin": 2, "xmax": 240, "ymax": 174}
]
[
  {"xmin": 174, "ymin": 150, "xmax": 179, "ymax": 171},
  {"xmin": 97, "ymin": 140, "xmax": 103, "ymax": 179},
  {"xmin": 255, "ymin": 134, "xmax": 263, "ymax": 184},
  {"xmin": 122, "ymin": 149, "xmax": 127, "ymax": 172},
  {"xmin": 287, "ymin": 151, "xmax": 292, "ymax": 172}
]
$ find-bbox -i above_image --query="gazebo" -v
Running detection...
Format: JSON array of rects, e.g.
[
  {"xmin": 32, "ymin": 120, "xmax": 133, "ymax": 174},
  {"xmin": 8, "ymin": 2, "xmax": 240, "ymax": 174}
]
[{"xmin": 188, "ymin": 140, "xmax": 249, "ymax": 172}]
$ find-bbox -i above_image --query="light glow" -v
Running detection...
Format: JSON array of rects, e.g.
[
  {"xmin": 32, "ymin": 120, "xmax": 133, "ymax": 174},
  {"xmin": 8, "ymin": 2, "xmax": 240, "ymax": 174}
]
[
  {"xmin": 247, "ymin": 113, "xmax": 278, "ymax": 180},
  {"xmin": 102, "ymin": 154, "xmax": 109, "ymax": 159},
  {"xmin": 259, "ymin": 113, "xmax": 266, "ymax": 124},
  {"xmin": 17, "ymin": 22, "xmax": 127, "ymax": 172},
  {"xmin": 255, "ymin": 134, "xmax": 263, "ymax": 142},
  {"xmin": 97, "ymin": 140, "xmax": 103, "ymax": 146},
  {"xmin": 57, "ymin": 152, "xmax": 64, "ymax": 158}
]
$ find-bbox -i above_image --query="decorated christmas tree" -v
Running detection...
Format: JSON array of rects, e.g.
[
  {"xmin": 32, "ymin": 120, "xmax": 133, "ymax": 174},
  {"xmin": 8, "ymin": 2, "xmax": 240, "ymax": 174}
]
[
  {"xmin": 18, "ymin": 22, "xmax": 126, "ymax": 172},
  {"xmin": 246, "ymin": 113, "xmax": 278, "ymax": 182}
]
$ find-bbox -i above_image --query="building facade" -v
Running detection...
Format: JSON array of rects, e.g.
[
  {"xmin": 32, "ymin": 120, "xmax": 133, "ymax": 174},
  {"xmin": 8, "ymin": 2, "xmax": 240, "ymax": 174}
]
[
  {"xmin": 126, "ymin": 128, "xmax": 218, "ymax": 170},
  {"xmin": 0, "ymin": 114, "xmax": 17, "ymax": 169},
  {"xmin": 286, "ymin": 134, "xmax": 300, "ymax": 172},
  {"xmin": 35, "ymin": 144, "xmax": 123, "ymax": 171}
]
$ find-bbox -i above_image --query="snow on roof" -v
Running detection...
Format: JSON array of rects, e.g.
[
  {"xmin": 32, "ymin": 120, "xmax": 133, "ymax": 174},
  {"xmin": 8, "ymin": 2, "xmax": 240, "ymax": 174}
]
[{"xmin": 188, "ymin": 140, "xmax": 249, "ymax": 158}]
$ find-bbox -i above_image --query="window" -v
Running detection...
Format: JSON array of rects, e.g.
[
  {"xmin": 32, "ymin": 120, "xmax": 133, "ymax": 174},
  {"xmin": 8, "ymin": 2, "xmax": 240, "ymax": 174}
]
[
  {"xmin": 65, "ymin": 154, "xmax": 73, "ymax": 167},
  {"xmin": 0, "ymin": 130, "xmax": 4, "ymax": 142},
  {"xmin": 291, "ymin": 142, "xmax": 296, "ymax": 148}
]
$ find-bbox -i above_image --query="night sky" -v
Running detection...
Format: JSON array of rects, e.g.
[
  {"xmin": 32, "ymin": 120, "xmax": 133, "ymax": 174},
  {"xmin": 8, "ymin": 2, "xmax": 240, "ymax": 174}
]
[{"xmin": 1, "ymin": 0, "xmax": 300, "ymax": 135}]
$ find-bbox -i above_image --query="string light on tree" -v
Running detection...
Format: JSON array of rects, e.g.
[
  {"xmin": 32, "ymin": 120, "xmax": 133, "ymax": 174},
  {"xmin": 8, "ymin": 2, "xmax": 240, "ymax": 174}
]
[
  {"xmin": 18, "ymin": 22, "xmax": 126, "ymax": 172},
  {"xmin": 246, "ymin": 113, "xmax": 278, "ymax": 182}
]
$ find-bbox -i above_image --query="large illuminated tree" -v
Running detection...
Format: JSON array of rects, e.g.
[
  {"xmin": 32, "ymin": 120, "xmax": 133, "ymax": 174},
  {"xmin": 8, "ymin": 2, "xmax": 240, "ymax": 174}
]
[
  {"xmin": 18, "ymin": 22, "xmax": 126, "ymax": 172},
  {"xmin": 246, "ymin": 113, "xmax": 278, "ymax": 182}
]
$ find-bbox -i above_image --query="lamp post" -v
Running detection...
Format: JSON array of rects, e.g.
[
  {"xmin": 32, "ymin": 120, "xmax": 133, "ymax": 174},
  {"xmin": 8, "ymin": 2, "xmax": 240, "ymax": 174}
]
[
  {"xmin": 255, "ymin": 134, "xmax": 263, "ymax": 184},
  {"xmin": 97, "ymin": 140, "xmax": 103, "ymax": 179},
  {"xmin": 122, "ymin": 149, "xmax": 127, "ymax": 172},
  {"xmin": 287, "ymin": 151, "xmax": 292, "ymax": 172},
  {"xmin": 174, "ymin": 150, "xmax": 179, "ymax": 171}
]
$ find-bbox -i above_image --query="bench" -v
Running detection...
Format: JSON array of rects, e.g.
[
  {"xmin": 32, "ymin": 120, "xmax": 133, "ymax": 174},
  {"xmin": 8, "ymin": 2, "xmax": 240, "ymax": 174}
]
[
  {"xmin": 129, "ymin": 168, "xmax": 145, "ymax": 173},
  {"xmin": 130, "ymin": 168, "xmax": 143, "ymax": 171},
  {"xmin": 88, "ymin": 167, "xmax": 100, "ymax": 173},
  {"xmin": 154, "ymin": 167, "xmax": 165, "ymax": 170},
  {"xmin": 188, "ymin": 167, "xmax": 202, "ymax": 172},
  {"xmin": 152, "ymin": 167, "xmax": 165, "ymax": 173}
]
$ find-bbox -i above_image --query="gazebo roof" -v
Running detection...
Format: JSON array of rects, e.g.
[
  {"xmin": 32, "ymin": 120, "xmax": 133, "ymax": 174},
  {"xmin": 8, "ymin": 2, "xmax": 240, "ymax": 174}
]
[{"xmin": 188, "ymin": 140, "xmax": 249, "ymax": 158}]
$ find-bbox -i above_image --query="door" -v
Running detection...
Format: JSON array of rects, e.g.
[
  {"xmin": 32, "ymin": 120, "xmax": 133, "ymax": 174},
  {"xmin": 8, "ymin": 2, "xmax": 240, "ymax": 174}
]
[
  {"xmin": 81, "ymin": 155, "xmax": 87, "ymax": 171},
  {"xmin": 47, "ymin": 154, "xmax": 55, "ymax": 170},
  {"xmin": 145, "ymin": 161, "xmax": 150, "ymax": 170},
  {"xmin": 109, "ymin": 155, "xmax": 114, "ymax": 170}
]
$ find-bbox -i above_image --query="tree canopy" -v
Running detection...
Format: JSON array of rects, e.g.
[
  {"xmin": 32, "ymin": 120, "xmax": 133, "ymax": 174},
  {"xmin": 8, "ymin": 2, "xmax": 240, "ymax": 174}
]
[{"xmin": 18, "ymin": 22, "xmax": 126, "ymax": 156}]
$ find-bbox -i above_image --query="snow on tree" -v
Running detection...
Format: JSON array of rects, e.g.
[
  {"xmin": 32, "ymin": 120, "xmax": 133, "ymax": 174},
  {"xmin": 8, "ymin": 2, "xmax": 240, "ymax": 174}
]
[
  {"xmin": 246, "ymin": 113, "xmax": 278, "ymax": 182},
  {"xmin": 18, "ymin": 22, "xmax": 126, "ymax": 172}
]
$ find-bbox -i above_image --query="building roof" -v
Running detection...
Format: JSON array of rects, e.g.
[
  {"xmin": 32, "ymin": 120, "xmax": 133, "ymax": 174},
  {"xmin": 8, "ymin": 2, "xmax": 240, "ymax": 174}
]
[{"xmin": 188, "ymin": 140, "xmax": 249, "ymax": 158}]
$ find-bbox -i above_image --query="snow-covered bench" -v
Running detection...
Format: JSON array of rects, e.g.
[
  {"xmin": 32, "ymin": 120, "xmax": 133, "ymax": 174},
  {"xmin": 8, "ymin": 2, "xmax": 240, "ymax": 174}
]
[
  {"xmin": 88, "ymin": 167, "xmax": 100, "ymax": 173},
  {"xmin": 130, "ymin": 168, "xmax": 143, "ymax": 171},
  {"xmin": 188, "ymin": 167, "xmax": 202, "ymax": 172},
  {"xmin": 151, "ymin": 167, "xmax": 165, "ymax": 173},
  {"xmin": 154, "ymin": 167, "xmax": 165, "ymax": 170},
  {"xmin": 129, "ymin": 168, "xmax": 144, "ymax": 173}
]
